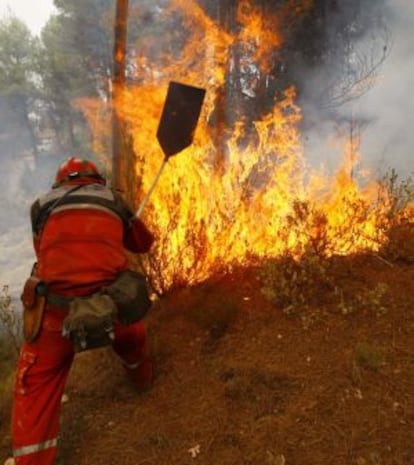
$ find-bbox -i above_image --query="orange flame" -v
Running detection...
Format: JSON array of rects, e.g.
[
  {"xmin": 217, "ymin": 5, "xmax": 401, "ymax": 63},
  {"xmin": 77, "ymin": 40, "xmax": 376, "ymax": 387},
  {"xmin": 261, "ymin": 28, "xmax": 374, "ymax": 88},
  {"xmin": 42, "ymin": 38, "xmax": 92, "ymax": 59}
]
[{"xmin": 78, "ymin": 0, "xmax": 412, "ymax": 293}]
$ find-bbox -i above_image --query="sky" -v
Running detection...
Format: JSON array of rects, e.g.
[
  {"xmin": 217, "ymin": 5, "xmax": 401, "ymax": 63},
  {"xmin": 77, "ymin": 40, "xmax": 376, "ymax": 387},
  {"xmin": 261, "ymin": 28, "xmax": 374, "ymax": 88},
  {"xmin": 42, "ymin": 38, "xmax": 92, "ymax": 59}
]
[{"xmin": 0, "ymin": 0, "xmax": 56, "ymax": 36}]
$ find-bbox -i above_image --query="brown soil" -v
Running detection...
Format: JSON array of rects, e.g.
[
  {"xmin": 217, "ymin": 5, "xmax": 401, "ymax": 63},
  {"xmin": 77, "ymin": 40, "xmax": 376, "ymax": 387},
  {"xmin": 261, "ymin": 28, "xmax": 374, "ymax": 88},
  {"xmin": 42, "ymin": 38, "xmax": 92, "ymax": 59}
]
[{"xmin": 1, "ymin": 255, "xmax": 413, "ymax": 465}]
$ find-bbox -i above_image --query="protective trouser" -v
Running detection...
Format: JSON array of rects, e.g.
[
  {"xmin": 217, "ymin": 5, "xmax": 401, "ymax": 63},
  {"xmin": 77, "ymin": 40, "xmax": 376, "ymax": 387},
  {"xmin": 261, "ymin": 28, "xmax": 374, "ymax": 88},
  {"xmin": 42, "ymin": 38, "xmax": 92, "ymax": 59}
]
[{"xmin": 12, "ymin": 308, "xmax": 151, "ymax": 465}]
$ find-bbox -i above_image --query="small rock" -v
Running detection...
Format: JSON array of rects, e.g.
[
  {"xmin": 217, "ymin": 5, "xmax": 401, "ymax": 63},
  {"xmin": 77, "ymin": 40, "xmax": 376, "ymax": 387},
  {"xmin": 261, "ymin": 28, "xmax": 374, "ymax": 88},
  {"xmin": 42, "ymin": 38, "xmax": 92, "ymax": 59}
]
[
  {"xmin": 266, "ymin": 451, "xmax": 286, "ymax": 465},
  {"xmin": 188, "ymin": 444, "xmax": 201, "ymax": 458},
  {"xmin": 354, "ymin": 388, "xmax": 363, "ymax": 400},
  {"xmin": 356, "ymin": 457, "xmax": 367, "ymax": 465}
]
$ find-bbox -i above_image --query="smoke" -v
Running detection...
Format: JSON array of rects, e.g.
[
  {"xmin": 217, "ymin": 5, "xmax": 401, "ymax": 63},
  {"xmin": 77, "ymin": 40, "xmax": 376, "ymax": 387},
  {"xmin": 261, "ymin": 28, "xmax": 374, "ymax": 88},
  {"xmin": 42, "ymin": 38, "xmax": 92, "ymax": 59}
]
[
  {"xmin": 299, "ymin": 0, "xmax": 414, "ymax": 180},
  {"xmin": 0, "ymin": 143, "xmax": 57, "ymax": 296},
  {"xmin": 357, "ymin": 0, "xmax": 414, "ymax": 177}
]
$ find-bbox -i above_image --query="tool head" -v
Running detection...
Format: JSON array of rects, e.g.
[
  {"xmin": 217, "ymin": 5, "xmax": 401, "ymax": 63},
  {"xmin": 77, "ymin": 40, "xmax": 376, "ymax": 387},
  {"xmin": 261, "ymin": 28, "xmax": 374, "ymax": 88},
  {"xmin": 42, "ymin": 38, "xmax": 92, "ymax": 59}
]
[{"xmin": 156, "ymin": 81, "xmax": 206, "ymax": 158}]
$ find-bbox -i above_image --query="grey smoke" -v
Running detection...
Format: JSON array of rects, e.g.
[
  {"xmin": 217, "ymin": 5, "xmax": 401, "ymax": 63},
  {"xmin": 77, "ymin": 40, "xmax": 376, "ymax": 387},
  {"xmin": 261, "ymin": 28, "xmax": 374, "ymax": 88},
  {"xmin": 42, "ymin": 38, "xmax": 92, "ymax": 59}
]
[
  {"xmin": 358, "ymin": 0, "xmax": 414, "ymax": 177},
  {"xmin": 301, "ymin": 0, "xmax": 414, "ymax": 179}
]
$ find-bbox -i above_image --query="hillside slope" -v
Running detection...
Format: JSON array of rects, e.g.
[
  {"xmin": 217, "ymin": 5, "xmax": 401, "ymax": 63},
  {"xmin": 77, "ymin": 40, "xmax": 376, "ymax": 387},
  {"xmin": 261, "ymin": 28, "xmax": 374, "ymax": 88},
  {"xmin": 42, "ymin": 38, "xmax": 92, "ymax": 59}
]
[{"xmin": 1, "ymin": 256, "xmax": 413, "ymax": 465}]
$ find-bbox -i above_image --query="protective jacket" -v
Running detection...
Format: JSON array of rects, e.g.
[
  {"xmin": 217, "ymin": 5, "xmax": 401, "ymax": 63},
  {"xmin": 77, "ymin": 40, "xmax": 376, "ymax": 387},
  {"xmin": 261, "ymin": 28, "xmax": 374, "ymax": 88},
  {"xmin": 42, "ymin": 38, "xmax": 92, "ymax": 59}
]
[{"xmin": 30, "ymin": 182, "xmax": 154, "ymax": 296}]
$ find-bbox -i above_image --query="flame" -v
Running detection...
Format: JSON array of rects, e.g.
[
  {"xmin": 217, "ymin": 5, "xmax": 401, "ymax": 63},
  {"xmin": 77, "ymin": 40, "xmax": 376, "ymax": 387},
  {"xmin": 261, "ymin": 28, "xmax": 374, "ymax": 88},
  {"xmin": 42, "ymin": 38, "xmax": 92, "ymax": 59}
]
[
  {"xmin": 236, "ymin": 0, "xmax": 282, "ymax": 73},
  {"xmin": 78, "ymin": 0, "xmax": 412, "ymax": 293}
]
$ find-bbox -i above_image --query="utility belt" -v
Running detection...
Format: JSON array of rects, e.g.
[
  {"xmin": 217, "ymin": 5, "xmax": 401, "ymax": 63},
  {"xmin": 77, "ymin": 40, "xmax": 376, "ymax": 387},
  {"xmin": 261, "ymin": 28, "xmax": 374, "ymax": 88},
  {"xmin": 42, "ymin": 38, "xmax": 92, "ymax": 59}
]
[
  {"xmin": 21, "ymin": 270, "xmax": 152, "ymax": 352},
  {"xmin": 46, "ymin": 292, "xmax": 76, "ymax": 310}
]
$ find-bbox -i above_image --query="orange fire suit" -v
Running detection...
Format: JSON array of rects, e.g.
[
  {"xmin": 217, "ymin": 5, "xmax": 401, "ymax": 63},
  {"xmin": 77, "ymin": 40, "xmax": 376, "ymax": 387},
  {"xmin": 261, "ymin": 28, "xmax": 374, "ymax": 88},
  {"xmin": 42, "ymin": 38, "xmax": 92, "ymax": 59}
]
[{"xmin": 12, "ymin": 180, "xmax": 154, "ymax": 465}]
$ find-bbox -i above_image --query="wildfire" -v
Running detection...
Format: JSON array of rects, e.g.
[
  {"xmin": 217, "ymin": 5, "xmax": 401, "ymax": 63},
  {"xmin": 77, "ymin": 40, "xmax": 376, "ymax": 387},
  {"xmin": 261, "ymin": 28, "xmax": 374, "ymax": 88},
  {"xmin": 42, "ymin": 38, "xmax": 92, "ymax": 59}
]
[{"xmin": 80, "ymin": 0, "xmax": 412, "ymax": 293}]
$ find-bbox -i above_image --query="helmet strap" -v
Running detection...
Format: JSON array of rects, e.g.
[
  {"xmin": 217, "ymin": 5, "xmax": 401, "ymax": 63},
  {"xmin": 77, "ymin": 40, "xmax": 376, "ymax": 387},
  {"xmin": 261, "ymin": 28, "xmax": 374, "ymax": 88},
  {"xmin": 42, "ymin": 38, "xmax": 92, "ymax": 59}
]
[{"xmin": 53, "ymin": 171, "xmax": 105, "ymax": 188}]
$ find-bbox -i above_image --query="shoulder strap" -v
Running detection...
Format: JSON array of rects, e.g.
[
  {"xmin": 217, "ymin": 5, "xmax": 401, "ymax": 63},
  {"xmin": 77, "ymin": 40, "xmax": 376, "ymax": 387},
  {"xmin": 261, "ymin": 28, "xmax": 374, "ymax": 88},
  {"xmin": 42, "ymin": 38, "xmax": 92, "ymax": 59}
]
[
  {"xmin": 31, "ymin": 186, "xmax": 133, "ymax": 236},
  {"xmin": 31, "ymin": 185, "xmax": 83, "ymax": 235}
]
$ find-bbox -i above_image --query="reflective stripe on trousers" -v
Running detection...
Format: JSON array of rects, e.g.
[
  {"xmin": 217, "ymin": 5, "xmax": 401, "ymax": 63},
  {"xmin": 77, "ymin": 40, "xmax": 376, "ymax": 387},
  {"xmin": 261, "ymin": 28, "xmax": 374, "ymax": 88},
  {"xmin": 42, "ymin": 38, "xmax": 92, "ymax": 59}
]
[
  {"xmin": 12, "ymin": 310, "xmax": 74, "ymax": 465},
  {"xmin": 122, "ymin": 360, "xmax": 142, "ymax": 369},
  {"xmin": 12, "ymin": 310, "xmax": 149, "ymax": 465},
  {"xmin": 13, "ymin": 438, "xmax": 58, "ymax": 458}
]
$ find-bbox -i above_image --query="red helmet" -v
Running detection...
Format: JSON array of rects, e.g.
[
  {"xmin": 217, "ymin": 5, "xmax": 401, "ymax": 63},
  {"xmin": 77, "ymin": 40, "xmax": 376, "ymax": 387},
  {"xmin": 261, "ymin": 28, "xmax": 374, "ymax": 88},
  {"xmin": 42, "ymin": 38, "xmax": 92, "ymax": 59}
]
[{"xmin": 53, "ymin": 156, "xmax": 106, "ymax": 188}]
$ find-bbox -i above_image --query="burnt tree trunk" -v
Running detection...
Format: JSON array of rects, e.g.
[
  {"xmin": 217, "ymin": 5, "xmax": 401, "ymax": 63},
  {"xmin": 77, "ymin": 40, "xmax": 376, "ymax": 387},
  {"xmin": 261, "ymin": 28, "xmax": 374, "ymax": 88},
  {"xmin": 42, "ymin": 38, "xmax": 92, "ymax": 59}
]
[
  {"xmin": 213, "ymin": 0, "xmax": 237, "ymax": 176},
  {"xmin": 112, "ymin": 0, "xmax": 132, "ymax": 201}
]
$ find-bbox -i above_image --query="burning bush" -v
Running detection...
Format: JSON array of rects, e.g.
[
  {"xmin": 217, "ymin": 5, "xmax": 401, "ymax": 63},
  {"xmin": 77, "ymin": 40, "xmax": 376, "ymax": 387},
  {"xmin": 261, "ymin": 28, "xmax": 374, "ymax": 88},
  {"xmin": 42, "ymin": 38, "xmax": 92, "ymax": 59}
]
[{"xmin": 78, "ymin": 1, "xmax": 413, "ymax": 295}]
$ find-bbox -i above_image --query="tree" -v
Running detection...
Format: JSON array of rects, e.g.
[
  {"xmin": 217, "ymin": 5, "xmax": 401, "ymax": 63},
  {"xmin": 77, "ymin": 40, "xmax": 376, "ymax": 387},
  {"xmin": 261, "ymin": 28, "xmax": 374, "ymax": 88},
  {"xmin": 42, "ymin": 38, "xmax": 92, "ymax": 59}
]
[
  {"xmin": 286, "ymin": 0, "xmax": 391, "ymax": 109},
  {"xmin": 36, "ymin": 16, "xmax": 89, "ymax": 153},
  {"xmin": 196, "ymin": 0, "xmax": 390, "ymax": 119},
  {"xmin": 53, "ymin": 0, "xmax": 115, "ymax": 99},
  {"xmin": 112, "ymin": 0, "xmax": 129, "ymax": 194},
  {"xmin": 33, "ymin": 0, "xmax": 118, "ymax": 156},
  {"xmin": 0, "ymin": 15, "xmax": 39, "ymax": 158},
  {"xmin": 38, "ymin": 0, "xmax": 156, "ymax": 177}
]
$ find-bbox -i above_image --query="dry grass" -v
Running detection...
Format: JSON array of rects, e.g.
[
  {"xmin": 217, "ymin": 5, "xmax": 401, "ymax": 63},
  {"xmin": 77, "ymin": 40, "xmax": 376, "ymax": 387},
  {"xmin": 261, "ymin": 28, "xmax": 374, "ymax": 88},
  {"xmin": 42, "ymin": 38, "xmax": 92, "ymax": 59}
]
[{"xmin": 1, "ymin": 256, "xmax": 413, "ymax": 465}]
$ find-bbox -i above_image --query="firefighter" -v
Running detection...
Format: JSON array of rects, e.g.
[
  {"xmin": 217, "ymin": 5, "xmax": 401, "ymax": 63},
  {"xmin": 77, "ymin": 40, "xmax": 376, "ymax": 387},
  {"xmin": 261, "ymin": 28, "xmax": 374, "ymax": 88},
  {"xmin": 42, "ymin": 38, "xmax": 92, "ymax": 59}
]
[{"xmin": 11, "ymin": 156, "xmax": 155, "ymax": 465}]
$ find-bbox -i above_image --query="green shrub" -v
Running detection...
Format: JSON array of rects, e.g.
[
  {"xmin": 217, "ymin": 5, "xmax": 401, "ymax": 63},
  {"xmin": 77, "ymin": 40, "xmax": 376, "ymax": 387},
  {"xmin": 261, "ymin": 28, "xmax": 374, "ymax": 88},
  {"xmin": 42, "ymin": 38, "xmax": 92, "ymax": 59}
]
[
  {"xmin": 0, "ymin": 285, "xmax": 22, "ymax": 356},
  {"xmin": 0, "ymin": 285, "xmax": 22, "ymax": 394},
  {"xmin": 259, "ymin": 253, "xmax": 390, "ymax": 322},
  {"xmin": 353, "ymin": 342, "xmax": 384, "ymax": 372},
  {"xmin": 259, "ymin": 252, "xmax": 334, "ymax": 317}
]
